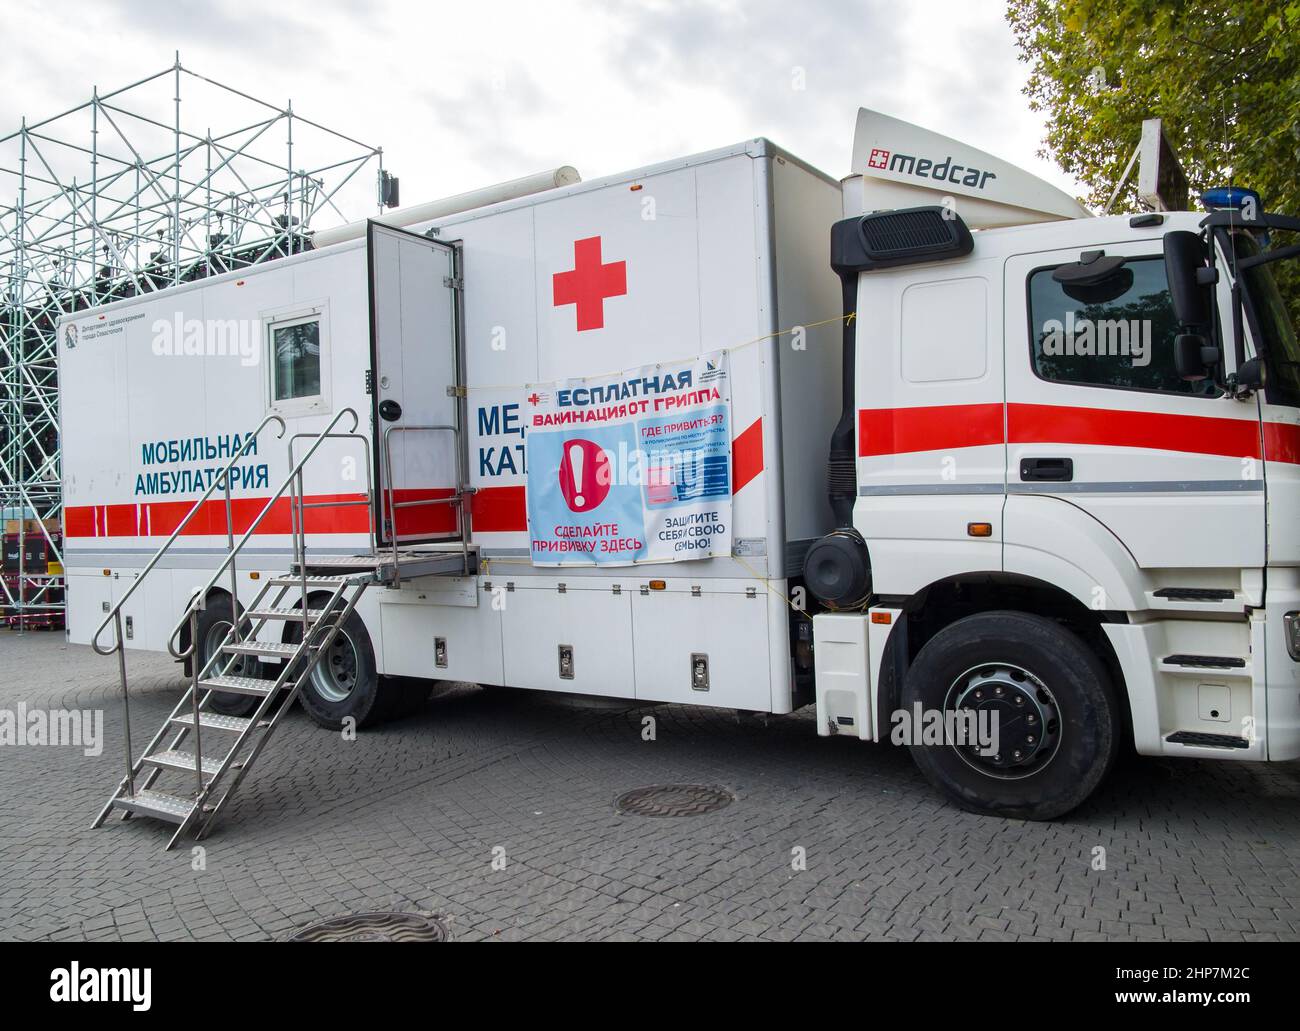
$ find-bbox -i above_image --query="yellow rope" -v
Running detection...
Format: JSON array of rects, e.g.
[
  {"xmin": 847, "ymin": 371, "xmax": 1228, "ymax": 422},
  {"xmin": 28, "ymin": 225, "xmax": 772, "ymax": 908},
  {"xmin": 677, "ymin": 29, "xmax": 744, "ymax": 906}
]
[{"xmin": 731, "ymin": 551, "xmax": 814, "ymax": 623}]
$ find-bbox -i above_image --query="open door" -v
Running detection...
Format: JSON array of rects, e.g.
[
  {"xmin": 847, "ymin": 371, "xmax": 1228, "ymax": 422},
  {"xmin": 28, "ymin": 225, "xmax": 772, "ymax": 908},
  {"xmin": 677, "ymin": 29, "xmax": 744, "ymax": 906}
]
[{"xmin": 367, "ymin": 221, "xmax": 465, "ymax": 547}]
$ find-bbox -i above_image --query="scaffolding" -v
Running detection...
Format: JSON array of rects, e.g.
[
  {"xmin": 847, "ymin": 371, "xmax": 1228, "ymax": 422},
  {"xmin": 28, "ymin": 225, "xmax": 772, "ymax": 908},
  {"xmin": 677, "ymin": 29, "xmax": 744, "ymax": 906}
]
[{"xmin": 0, "ymin": 54, "xmax": 385, "ymax": 628}]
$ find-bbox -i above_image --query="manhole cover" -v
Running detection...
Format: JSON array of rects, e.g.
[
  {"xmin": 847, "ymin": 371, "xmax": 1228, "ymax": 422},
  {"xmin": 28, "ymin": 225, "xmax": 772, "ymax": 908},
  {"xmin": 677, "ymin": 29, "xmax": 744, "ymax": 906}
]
[
  {"xmin": 615, "ymin": 783, "xmax": 735, "ymax": 817},
  {"xmin": 287, "ymin": 911, "xmax": 449, "ymax": 942}
]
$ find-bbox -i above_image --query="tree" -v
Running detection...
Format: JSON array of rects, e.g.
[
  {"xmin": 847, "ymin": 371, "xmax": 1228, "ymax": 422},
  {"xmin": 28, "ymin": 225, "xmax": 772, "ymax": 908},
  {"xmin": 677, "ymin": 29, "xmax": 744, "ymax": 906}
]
[{"xmin": 1007, "ymin": 1, "xmax": 1300, "ymax": 215}]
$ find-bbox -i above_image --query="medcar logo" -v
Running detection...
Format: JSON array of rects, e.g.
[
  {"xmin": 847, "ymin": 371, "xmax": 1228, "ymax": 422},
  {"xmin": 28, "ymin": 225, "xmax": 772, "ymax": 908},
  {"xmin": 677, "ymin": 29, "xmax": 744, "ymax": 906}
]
[
  {"xmin": 867, "ymin": 147, "xmax": 997, "ymax": 190},
  {"xmin": 49, "ymin": 962, "xmax": 151, "ymax": 1011}
]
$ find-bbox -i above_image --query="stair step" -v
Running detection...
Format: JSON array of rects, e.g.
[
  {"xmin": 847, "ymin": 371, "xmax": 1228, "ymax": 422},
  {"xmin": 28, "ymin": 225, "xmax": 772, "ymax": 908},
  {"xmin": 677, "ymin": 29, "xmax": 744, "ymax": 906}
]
[
  {"xmin": 171, "ymin": 711, "xmax": 253, "ymax": 733},
  {"xmin": 223, "ymin": 640, "xmax": 299, "ymax": 657},
  {"xmin": 200, "ymin": 674, "xmax": 277, "ymax": 697},
  {"xmin": 248, "ymin": 607, "xmax": 325, "ymax": 621},
  {"xmin": 270, "ymin": 574, "xmax": 356, "ymax": 587},
  {"xmin": 295, "ymin": 554, "xmax": 384, "ymax": 570},
  {"xmin": 142, "ymin": 749, "xmax": 224, "ymax": 777},
  {"xmin": 111, "ymin": 788, "xmax": 196, "ymax": 825}
]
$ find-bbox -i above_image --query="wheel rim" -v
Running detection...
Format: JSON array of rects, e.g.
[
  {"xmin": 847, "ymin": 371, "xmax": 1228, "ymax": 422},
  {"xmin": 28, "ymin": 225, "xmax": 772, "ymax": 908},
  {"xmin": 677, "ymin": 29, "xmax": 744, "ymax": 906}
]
[
  {"xmin": 310, "ymin": 628, "xmax": 359, "ymax": 703},
  {"xmin": 202, "ymin": 618, "xmax": 250, "ymax": 677},
  {"xmin": 942, "ymin": 662, "xmax": 1061, "ymax": 781}
]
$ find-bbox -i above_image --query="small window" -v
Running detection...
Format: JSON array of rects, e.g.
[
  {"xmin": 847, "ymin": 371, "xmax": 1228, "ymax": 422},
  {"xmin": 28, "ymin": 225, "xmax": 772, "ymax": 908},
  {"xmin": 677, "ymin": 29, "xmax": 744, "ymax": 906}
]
[
  {"xmin": 269, "ymin": 316, "xmax": 321, "ymax": 403},
  {"xmin": 1027, "ymin": 257, "xmax": 1220, "ymax": 397}
]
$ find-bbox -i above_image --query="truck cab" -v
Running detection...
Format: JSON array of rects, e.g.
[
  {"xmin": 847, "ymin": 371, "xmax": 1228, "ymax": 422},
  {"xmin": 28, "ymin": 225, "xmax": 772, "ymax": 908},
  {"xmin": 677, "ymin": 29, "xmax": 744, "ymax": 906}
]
[{"xmin": 807, "ymin": 112, "xmax": 1300, "ymax": 819}]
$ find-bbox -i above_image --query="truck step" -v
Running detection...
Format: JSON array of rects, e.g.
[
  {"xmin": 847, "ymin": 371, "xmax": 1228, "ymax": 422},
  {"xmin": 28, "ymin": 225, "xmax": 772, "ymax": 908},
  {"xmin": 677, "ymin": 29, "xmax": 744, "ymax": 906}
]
[
  {"xmin": 248, "ymin": 607, "xmax": 325, "ymax": 622},
  {"xmin": 223, "ymin": 640, "xmax": 299, "ymax": 658},
  {"xmin": 1153, "ymin": 587, "xmax": 1235, "ymax": 602},
  {"xmin": 111, "ymin": 788, "xmax": 196, "ymax": 825},
  {"xmin": 1165, "ymin": 731, "xmax": 1250, "ymax": 749},
  {"xmin": 199, "ymin": 674, "xmax": 277, "ymax": 697},
  {"xmin": 171, "ymin": 711, "xmax": 253, "ymax": 734},
  {"xmin": 1161, "ymin": 654, "xmax": 1247, "ymax": 669},
  {"xmin": 142, "ymin": 749, "xmax": 224, "ymax": 777}
]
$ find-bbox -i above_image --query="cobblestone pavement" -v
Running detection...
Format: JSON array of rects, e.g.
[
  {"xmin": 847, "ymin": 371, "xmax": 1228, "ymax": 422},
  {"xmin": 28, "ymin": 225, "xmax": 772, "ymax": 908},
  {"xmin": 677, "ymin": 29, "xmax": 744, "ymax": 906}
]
[{"xmin": 1, "ymin": 629, "xmax": 1299, "ymax": 942}]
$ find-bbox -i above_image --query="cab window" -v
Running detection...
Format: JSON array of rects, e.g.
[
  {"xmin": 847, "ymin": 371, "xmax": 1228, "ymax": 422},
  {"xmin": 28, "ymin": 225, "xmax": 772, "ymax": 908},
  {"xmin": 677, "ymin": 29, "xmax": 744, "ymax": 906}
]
[{"xmin": 1027, "ymin": 257, "xmax": 1220, "ymax": 397}]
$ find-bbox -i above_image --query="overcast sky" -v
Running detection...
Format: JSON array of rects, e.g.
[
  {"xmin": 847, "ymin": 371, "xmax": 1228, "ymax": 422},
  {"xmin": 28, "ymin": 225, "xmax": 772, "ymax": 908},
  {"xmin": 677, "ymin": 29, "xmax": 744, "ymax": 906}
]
[{"xmin": 1, "ymin": 0, "xmax": 1082, "ymax": 228}]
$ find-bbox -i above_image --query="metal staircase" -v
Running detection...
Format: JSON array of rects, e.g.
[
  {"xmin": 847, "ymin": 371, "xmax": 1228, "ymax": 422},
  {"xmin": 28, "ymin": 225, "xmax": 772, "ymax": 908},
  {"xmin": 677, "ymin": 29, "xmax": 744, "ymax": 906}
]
[{"xmin": 90, "ymin": 408, "xmax": 476, "ymax": 850}]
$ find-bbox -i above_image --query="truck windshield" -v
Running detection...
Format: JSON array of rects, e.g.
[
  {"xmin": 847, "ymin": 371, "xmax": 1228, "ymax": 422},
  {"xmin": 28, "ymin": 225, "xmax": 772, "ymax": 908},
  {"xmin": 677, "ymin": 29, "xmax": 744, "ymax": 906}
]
[{"xmin": 1229, "ymin": 230, "xmax": 1300, "ymax": 407}]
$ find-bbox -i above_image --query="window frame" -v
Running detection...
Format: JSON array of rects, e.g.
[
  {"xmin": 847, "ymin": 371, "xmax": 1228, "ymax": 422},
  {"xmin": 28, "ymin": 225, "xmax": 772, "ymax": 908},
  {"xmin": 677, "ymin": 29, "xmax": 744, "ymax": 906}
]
[
  {"xmin": 264, "ymin": 301, "xmax": 330, "ymax": 418},
  {"xmin": 1023, "ymin": 255, "xmax": 1222, "ymax": 400}
]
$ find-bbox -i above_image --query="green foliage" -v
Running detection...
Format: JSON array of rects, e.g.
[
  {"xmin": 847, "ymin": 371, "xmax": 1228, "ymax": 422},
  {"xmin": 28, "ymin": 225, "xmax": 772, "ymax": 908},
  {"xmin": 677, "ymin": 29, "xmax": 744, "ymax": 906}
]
[{"xmin": 1007, "ymin": 0, "xmax": 1300, "ymax": 214}]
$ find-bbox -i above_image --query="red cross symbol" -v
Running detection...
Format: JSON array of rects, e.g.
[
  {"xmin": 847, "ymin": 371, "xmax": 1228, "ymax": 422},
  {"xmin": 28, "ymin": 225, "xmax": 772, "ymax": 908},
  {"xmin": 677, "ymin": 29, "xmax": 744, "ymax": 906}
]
[
  {"xmin": 527, "ymin": 392, "xmax": 541, "ymax": 405},
  {"xmin": 552, "ymin": 236, "xmax": 627, "ymax": 331},
  {"xmin": 868, "ymin": 148, "xmax": 890, "ymax": 170}
]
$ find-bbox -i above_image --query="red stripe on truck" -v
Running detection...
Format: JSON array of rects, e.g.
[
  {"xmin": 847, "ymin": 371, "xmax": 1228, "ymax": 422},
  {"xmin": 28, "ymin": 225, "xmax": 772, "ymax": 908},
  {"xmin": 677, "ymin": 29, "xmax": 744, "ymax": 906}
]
[
  {"xmin": 857, "ymin": 402, "xmax": 1287, "ymax": 462},
  {"xmin": 732, "ymin": 418, "xmax": 764, "ymax": 493},
  {"xmin": 67, "ymin": 491, "xmax": 411, "ymax": 539},
  {"xmin": 1263, "ymin": 420, "xmax": 1300, "ymax": 465},
  {"xmin": 1008, "ymin": 403, "xmax": 1262, "ymax": 459},
  {"xmin": 470, "ymin": 486, "xmax": 527, "ymax": 532},
  {"xmin": 67, "ymin": 423, "xmax": 768, "ymax": 539},
  {"xmin": 858, "ymin": 403, "xmax": 1003, "ymax": 456}
]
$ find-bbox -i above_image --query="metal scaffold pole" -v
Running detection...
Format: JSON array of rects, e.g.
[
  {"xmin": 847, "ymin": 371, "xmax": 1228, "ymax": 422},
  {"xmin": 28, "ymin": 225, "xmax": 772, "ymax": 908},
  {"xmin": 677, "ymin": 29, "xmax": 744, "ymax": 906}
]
[{"xmin": 0, "ymin": 56, "xmax": 383, "ymax": 628}]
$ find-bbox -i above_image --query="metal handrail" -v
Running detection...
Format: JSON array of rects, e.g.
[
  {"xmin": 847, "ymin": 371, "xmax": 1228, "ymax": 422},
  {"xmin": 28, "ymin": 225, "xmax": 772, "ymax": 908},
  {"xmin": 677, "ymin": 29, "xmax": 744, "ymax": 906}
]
[
  {"xmin": 287, "ymin": 429, "xmax": 374, "ymax": 649},
  {"xmin": 165, "ymin": 407, "xmax": 362, "ymax": 659},
  {"xmin": 90, "ymin": 412, "xmax": 284, "ymax": 804},
  {"xmin": 90, "ymin": 413, "xmax": 287, "ymax": 657},
  {"xmin": 380, "ymin": 423, "xmax": 475, "ymax": 588}
]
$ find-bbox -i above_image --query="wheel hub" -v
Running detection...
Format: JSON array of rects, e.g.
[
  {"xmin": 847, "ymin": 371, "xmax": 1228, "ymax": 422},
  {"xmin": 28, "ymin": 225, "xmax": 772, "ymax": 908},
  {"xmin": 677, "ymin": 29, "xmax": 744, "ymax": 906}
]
[
  {"xmin": 204, "ymin": 619, "xmax": 251, "ymax": 677},
  {"xmin": 310, "ymin": 629, "xmax": 358, "ymax": 703},
  {"xmin": 946, "ymin": 664, "xmax": 1060, "ymax": 779}
]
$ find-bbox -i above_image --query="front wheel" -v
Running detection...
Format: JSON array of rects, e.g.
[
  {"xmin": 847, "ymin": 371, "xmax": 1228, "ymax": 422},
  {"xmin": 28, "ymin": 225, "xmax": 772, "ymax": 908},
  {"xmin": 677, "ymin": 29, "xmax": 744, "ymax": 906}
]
[{"xmin": 901, "ymin": 611, "xmax": 1119, "ymax": 820}]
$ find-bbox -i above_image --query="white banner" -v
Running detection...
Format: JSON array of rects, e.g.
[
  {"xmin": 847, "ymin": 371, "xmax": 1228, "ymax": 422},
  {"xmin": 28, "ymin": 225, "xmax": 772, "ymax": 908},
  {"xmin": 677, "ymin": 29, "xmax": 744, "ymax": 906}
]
[{"xmin": 524, "ymin": 350, "xmax": 732, "ymax": 566}]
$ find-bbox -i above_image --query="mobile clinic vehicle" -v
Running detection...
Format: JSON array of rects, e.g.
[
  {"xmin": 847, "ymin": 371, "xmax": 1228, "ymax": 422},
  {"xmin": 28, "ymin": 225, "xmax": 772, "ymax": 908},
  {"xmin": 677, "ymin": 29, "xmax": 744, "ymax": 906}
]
[{"xmin": 67, "ymin": 109, "xmax": 1300, "ymax": 848}]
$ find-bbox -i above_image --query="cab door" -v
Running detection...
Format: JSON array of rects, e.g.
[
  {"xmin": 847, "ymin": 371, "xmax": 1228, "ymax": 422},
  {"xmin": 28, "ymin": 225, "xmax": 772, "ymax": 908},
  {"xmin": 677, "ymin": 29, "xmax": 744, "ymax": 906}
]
[
  {"xmin": 1003, "ymin": 240, "xmax": 1264, "ymax": 575},
  {"xmin": 367, "ymin": 222, "xmax": 464, "ymax": 546}
]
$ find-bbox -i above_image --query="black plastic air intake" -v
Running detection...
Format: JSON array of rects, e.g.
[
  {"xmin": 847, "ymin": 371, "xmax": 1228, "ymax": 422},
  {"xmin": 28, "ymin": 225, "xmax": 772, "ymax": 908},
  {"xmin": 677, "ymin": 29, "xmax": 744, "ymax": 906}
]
[
  {"xmin": 806, "ymin": 206, "xmax": 973, "ymax": 607},
  {"xmin": 826, "ymin": 273, "xmax": 858, "ymax": 528}
]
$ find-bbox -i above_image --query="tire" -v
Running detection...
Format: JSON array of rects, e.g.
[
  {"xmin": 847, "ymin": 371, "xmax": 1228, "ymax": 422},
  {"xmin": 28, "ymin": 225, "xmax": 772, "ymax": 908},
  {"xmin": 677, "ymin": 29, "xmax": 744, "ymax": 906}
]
[
  {"xmin": 194, "ymin": 594, "xmax": 261, "ymax": 717},
  {"xmin": 291, "ymin": 605, "xmax": 386, "ymax": 730},
  {"xmin": 900, "ymin": 611, "xmax": 1119, "ymax": 820}
]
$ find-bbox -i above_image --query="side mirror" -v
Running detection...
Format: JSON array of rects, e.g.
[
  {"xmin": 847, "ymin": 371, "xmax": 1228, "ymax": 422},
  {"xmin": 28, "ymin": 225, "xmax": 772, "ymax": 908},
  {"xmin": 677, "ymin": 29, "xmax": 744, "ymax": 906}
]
[
  {"xmin": 1237, "ymin": 357, "xmax": 1267, "ymax": 391},
  {"xmin": 1163, "ymin": 231, "xmax": 1213, "ymax": 327},
  {"xmin": 1173, "ymin": 333, "xmax": 1221, "ymax": 382}
]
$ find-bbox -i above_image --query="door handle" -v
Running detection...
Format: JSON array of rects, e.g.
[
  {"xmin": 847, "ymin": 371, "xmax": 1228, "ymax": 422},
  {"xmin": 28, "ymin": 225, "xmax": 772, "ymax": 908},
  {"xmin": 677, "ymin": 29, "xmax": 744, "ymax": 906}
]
[
  {"xmin": 378, "ymin": 399, "xmax": 402, "ymax": 422},
  {"xmin": 1020, "ymin": 457, "xmax": 1073, "ymax": 482}
]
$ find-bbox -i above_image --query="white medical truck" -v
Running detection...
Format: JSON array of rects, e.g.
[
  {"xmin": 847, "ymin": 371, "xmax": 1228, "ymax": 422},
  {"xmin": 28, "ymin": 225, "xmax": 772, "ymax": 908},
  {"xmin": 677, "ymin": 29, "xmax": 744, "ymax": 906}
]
[{"xmin": 66, "ymin": 109, "xmax": 1300, "ymax": 848}]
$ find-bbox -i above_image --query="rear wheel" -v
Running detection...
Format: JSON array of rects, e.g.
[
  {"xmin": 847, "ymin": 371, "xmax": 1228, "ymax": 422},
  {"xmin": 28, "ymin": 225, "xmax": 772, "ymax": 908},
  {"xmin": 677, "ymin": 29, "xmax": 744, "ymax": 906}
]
[
  {"xmin": 290, "ymin": 604, "xmax": 428, "ymax": 729},
  {"xmin": 194, "ymin": 595, "xmax": 261, "ymax": 717},
  {"xmin": 292, "ymin": 606, "xmax": 381, "ymax": 729},
  {"xmin": 901, "ymin": 610, "xmax": 1119, "ymax": 820}
]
